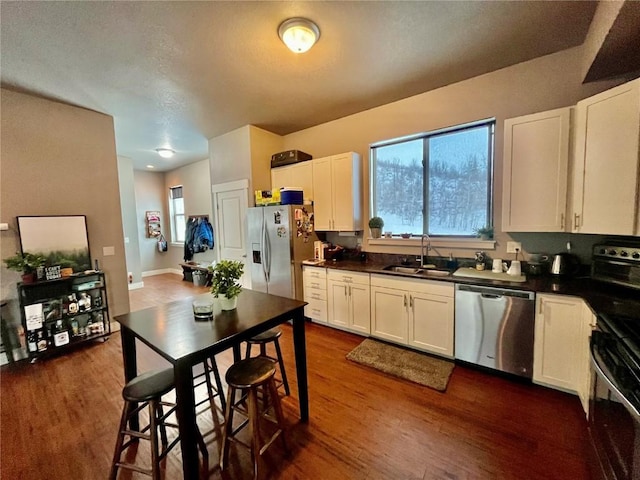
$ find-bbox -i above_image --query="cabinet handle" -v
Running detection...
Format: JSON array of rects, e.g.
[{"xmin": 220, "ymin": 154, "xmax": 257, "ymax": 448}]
[
  {"xmin": 409, "ymin": 295, "xmax": 413, "ymax": 308},
  {"xmin": 348, "ymin": 285, "xmax": 352, "ymax": 297},
  {"xmin": 403, "ymin": 294, "xmax": 407, "ymax": 307},
  {"xmin": 574, "ymin": 213, "xmax": 580, "ymax": 229},
  {"xmin": 344, "ymin": 285, "xmax": 347, "ymax": 299},
  {"xmin": 560, "ymin": 213, "xmax": 564, "ymax": 230}
]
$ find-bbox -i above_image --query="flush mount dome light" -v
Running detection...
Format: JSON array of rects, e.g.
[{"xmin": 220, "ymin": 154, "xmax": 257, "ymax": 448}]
[
  {"xmin": 156, "ymin": 148, "xmax": 175, "ymax": 158},
  {"xmin": 278, "ymin": 17, "xmax": 320, "ymax": 53}
]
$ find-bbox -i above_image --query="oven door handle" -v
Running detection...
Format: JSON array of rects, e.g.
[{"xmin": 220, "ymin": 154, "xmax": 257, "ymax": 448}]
[{"xmin": 591, "ymin": 344, "xmax": 640, "ymax": 420}]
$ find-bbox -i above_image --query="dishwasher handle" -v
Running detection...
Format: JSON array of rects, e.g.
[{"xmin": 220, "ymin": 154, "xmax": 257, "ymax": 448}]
[{"xmin": 456, "ymin": 283, "xmax": 535, "ymax": 300}]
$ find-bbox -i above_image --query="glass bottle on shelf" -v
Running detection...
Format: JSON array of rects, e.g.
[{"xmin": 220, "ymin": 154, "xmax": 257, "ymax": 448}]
[
  {"xmin": 78, "ymin": 292, "xmax": 91, "ymax": 312},
  {"xmin": 27, "ymin": 331, "xmax": 37, "ymax": 353},
  {"xmin": 53, "ymin": 320, "xmax": 69, "ymax": 347},
  {"xmin": 36, "ymin": 330, "xmax": 47, "ymax": 352}
]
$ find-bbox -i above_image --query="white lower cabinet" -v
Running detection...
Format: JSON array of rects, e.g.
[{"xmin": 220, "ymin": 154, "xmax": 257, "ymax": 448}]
[
  {"xmin": 408, "ymin": 290, "xmax": 455, "ymax": 357},
  {"xmin": 303, "ymin": 266, "xmax": 327, "ymax": 324},
  {"xmin": 327, "ymin": 270, "xmax": 370, "ymax": 335},
  {"xmin": 370, "ymin": 274, "xmax": 454, "ymax": 357},
  {"xmin": 533, "ymin": 293, "xmax": 595, "ymax": 415}
]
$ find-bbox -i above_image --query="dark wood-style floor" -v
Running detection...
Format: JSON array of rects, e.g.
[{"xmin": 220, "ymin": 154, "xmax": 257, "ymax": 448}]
[{"xmin": 1, "ymin": 274, "xmax": 591, "ymax": 479}]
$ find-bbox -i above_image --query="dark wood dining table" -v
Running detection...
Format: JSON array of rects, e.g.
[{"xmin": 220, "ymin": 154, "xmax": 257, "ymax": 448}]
[{"xmin": 114, "ymin": 289, "xmax": 308, "ymax": 479}]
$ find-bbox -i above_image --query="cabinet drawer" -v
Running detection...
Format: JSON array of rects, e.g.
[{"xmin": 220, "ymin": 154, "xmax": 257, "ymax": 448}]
[
  {"xmin": 304, "ymin": 277, "xmax": 327, "ymax": 291},
  {"xmin": 370, "ymin": 273, "xmax": 453, "ymax": 297},
  {"xmin": 327, "ymin": 270, "xmax": 369, "ymax": 285},
  {"xmin": 304, "ymin": 288, "xmax": 327, "ymax": 302},
  {"xmin": 303, "ymin": 266, "xmax": 326, "ymax": 281},
  {"xmin": 305, "ymin": 299, "xmax": 327, "ymax": 323}
]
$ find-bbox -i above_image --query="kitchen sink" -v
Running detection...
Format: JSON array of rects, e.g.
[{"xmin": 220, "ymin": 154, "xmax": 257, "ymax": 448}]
[
  {"xmin": 384, "ymin": 266, "xmax": 423, "ymax": 274},
  {"xmin": 381, "ymin": 265, "xmax": 451, "ymax": 277}
]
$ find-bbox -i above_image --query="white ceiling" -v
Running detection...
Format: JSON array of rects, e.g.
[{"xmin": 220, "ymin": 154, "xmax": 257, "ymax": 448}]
[{"xmin": 1, "ymin": 1, "xmax": 599, "ymax": 171}]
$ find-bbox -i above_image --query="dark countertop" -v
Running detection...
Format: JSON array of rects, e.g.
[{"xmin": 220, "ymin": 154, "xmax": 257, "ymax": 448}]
[{"xmin": 307, "ymin": 259, "xmax": 640, "ymax": 319}]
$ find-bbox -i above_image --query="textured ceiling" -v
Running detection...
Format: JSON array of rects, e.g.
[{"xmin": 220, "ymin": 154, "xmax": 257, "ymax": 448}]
[{"xmin": 1, "ymin": 1, "xmax": 598, "ymax": 171}]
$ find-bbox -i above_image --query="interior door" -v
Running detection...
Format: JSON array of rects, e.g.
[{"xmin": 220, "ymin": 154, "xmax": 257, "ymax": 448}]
[{"xmin": 212, "ymin": 179, "xmax": 249, "ymax": 288}]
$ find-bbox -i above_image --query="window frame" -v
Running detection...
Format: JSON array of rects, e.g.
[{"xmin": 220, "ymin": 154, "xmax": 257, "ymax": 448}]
[
  {"xmin": 370, "ymin": 118, "xmax": 495, "ymax": 238},
  {"xmin": 169, "ymin": 185, "xmax": 185, "ymax": 244}
]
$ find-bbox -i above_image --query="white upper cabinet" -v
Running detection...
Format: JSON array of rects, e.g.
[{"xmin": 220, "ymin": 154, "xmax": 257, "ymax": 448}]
[
  {"xmin": 572, "ymin": 78, "xmax": 640, "ymax": 235},
  {"xmin": 271, "ymin": 161, "xmax": 314, "ymax": 203},
  {"xmin": 502, "ymin": 107, "xmax": 571, "ymax": 232},
  {"xmin": 312, "ymin": 152, "xmax": 362, "ymax": 231}
]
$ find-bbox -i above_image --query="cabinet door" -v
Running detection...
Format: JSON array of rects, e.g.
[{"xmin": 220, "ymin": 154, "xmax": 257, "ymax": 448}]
[
  {"xmin": 327, "ymin": 280, "xmax": 349, "ymax": 328},
  {"xmin": 312, "ymin": 156, "xmax": 333, "ymax": 230},
  {"xmin": 370, "ymin": 285, "xmax": 408, "ymax": 344},
  {"xmin": 349, "ymin": 283, "xmax": 370, "ymax": 335},
  {"xmin": 578, "ymin": 304, "xmax": 596, "ymax": 416},
  {"xmin": 408, "ymin": 292, "xmax": 454, "ymax": 357},
  {"xmin": 503, "ymin": 108, "xmax": 570, "ymax": 232},
  {"xmin": 332, "ymin": 153, "xmax": 361, "ymax": 231},
  {"xmin": 271, "ymin": 166, "xmax": 292, "ymax": 192},
  {"xmin": 533, "ymin": 294, "xmax": 584, "ymax": 392},
  {"xmin": 289, "ymin": 162, "xmax": 314, "ymax": 203},
  {"xmin": 572, "ymin": 79, "xmax": 640, "ymax": 235}
]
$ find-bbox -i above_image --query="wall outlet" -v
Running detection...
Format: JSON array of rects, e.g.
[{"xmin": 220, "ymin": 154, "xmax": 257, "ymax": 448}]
[{"xmin": 506, "ymin": 241, "xmax": 522, "ymax": 254}]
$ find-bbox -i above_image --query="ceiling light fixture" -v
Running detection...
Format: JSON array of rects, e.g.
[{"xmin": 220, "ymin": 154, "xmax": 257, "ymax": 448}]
[
  {"xmin": 156, "ymin": 148, "xmax": 175, "ymax": 158},
  {"xmin": 278, "ymin": 17, "xmax": 320, "ymax": 53}
]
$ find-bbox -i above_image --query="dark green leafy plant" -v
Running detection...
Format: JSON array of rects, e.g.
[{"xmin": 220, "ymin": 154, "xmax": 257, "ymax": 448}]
[
  {"xmin": 3, "ymin": 252, "xmax": 46, "ymax": 273},
  {"xmin": 209, "ymin": 260, "xmax": 244, "ymax": 299},
  {"xmin": 368, "ymin": 217, "xmax": 384, "ymax": 229},
  {"xmin": 474, "ymin": 226, "xmax": 494, "ymax": 239}
]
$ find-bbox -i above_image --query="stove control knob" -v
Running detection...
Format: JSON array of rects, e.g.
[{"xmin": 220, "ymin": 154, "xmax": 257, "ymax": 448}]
[
  {"xmin": 620, "ymin": 250, "xmax": 629, "ymax": 257},
  {"xmin": 633, "ymin": 252, "xmax": 640, "ymax": 259},
  {"xmin": 599, "ymin": 248, "xmax": 607, "ymax": 255},
  {"xmin": 608, "ymin": 249, "xmax": 617, "ymax": 256}
]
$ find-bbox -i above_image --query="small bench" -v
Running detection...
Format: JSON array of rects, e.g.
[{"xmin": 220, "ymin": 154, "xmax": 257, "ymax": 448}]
[{"xmin": 179, "ymin": 263, "xmax": 213, "ymax": 286}]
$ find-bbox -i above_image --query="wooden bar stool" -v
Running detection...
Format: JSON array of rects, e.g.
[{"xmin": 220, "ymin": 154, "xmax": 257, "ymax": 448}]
[
  {"xmin": 193, "ymin": 354, "xmax": 226, "ymax": 435},
  {"xmin": 109, "ymin": 368, "xmax": 208, "ymax": 480},
  {"xmin": 245, "ymin": 328, "xmax": 290, "ymax": 396},
  {"xmin": 219, "ymin": 357, "xmax": 288, "ymax": 479}
]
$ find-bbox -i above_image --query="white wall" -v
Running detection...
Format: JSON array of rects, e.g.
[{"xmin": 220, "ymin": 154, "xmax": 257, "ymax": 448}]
[
  {"xmin": 165, "ymin": 158, "xmax": 216, "ymax": 266},
  {"xmin": 133, "ymin": 170, "xmax": 169, "ymax": 273},
  {"xmin": 280, "ymin": 46, "xmax": 622, "ymax": 261}
]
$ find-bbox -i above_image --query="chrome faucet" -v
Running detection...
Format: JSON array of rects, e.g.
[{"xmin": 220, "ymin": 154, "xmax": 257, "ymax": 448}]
[{"xmin": 420, "ymin": 234, "xmax": 431, "ymax": 267}]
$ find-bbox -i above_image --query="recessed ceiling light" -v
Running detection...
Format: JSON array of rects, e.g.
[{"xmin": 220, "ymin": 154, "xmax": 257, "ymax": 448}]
[
  {"xmin": 146, "ymin": 165, "xmax": 155, "ymax": 169},
  {"xmin": 278, "ymin": 18, "xmax": 320, "ymax": 53},
  {"xmin": 156, "ymin": 148, "xmax": 175, "ymax": 158}
]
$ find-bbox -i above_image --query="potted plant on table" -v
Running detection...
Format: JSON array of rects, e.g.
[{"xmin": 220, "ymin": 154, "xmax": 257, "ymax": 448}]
[
  {"xmin": 3, "ymin": 252, "xmax": 47, "ymax": 283},
  {"xmin": 209, "ymin": 260, "xmax": 244, "ymax": 311},
  {"xmin": 368, "ymin": 217, "xmax": 384, "ymax": 239}
]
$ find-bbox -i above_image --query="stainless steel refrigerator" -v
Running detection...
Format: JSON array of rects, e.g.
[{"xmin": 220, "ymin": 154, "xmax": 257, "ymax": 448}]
[{"xmin": 247, "ymin": 205, "xmax": 317, "ymax": 301}]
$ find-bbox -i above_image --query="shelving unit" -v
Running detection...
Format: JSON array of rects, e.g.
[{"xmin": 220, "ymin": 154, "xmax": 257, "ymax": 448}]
[{"xmin": 18, "ymin": 271, "xmax": 110, "ymax": 361}]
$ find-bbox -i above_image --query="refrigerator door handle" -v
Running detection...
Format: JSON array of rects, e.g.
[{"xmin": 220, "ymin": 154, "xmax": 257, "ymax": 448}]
[{"xmin": 262, "ymin": 215, "xmax": 271, "ymax": 283}]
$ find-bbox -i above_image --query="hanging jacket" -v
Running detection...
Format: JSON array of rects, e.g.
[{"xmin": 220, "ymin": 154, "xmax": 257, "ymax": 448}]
[
  {"xmin": 193, "ymin": 218, "xmax": 214, "ymax": 253},
  {"xmin": 183, "ymin": 218, "xmax": 198, "ymax": 261}
]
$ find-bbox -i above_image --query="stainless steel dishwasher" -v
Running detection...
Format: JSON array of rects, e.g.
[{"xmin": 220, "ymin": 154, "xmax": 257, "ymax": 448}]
[{"xmin": 454, "ymin": 284, "xmax": 535, "ymax": 378}]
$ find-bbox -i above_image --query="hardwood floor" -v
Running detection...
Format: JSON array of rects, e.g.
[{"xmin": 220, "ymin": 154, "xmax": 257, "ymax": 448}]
[{"xmin": 1, "ymin": 273, "xmax": 591, "ymax": 479}]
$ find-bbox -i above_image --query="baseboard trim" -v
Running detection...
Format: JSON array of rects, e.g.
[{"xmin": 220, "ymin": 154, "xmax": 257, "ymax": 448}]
[{"xmin": 128, "ymin": 281, "xmax": 144, "ymax": 290}]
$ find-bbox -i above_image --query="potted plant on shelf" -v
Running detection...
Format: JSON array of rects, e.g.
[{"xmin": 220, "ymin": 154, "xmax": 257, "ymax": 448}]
[
  {"xmin": 475, "ymin": 225, "xmax": 494, "ymax": 240},
  {"xmin": 368, "ymin": 217, "xmax": 384, "ymax": 239},
  {"xmin": 209, "ymin": 260, "xmax": 244, "ymax": 311},
  {"xmin": 3, "ymin": 252, "xmax": 47, "ymax": 283}
]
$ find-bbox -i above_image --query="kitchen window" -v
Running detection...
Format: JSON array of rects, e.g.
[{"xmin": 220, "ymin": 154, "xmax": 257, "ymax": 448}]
[
  {"xmin": 169, "ymin": 186, "xmax": 185, "ymax": 243},
  {"xmin": 370, "ymin": 119, "xmax": 494, "ymax": 237}
]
